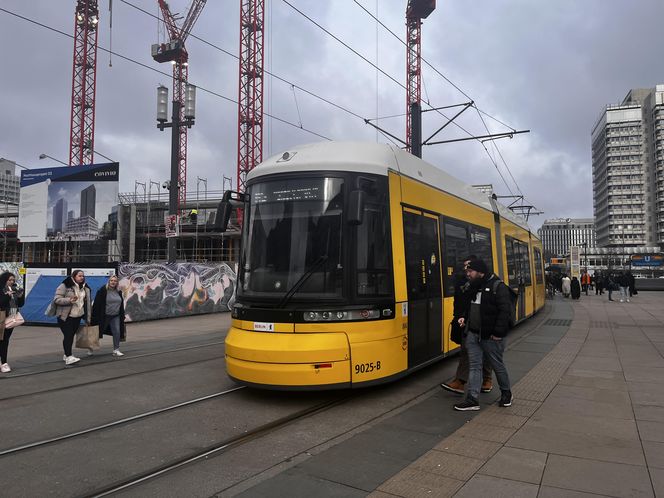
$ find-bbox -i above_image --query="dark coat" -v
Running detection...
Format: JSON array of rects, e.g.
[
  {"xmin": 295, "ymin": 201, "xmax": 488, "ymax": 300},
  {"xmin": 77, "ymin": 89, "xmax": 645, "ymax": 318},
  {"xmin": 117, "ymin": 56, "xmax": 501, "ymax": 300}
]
[
  {"xmin": 464, "ymin": 274, "xmax": 512, "ymax": 339},
  {"xmin": 570, "ymin": 277, "xmax": 581, "ymax": 299},
  {"xmin": 53, "ymin": 277, "xmax": 92, "ymax": 322},
  {"xmin": 0, "ymin": 275, "xmax": 25, "ymax": 313},
  {"xmin": 91, "ymin": 286, "xmax": 127, "ymax": 341}
]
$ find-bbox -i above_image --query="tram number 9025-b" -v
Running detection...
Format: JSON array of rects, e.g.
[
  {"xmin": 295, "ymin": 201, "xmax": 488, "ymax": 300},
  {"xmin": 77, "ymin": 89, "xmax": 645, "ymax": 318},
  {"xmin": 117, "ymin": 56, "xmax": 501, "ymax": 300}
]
[{"xmin": 355, "ymin": 361, "xmax": 381, "ymax": 374}]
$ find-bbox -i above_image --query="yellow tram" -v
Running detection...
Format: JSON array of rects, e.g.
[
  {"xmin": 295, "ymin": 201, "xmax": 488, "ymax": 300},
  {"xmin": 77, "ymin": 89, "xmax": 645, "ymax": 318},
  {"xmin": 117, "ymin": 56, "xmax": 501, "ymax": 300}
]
[{"xmin": 220, "ymin": 142, "xmax": 545, "ymax": 389}]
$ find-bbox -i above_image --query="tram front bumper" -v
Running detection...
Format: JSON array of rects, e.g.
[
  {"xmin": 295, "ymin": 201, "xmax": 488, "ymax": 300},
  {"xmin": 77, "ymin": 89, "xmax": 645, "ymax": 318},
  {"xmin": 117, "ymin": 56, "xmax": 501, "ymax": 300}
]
[{"xmin": 224, "ymin": 327, "xmax": 351, "ymax": 388}]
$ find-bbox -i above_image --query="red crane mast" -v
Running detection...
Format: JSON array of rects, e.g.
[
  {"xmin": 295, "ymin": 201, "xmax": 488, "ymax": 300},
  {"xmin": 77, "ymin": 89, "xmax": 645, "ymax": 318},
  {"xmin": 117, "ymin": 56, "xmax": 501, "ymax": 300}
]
[
  {"xmin": 237, "ymin": 0, "xmax": 265, "ymax": 193},
  {"xmin": 153, "ymin": 0, "xmax": 207, "ymax": 212},
  {"xmin": 405, "ymin": 0, "xmax": 435, "ymax": 157},
  {"xmin": 69, "ymin": 0, "xmax": 100, "ymax": 166}
]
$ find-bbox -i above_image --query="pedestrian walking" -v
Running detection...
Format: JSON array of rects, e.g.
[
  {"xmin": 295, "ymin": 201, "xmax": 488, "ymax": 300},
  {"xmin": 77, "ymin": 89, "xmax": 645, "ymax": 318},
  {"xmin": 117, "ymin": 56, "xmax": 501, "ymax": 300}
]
[
  {"xmin": 607, "ymin": 273, "xmax": 617, "ymax": 301},
  {"xmin": 570, "ymin": 276, "xmax": 581, "ymax": 300},
  {"xmin": 561, "ymin": 274, "xmax": 571, "ymax": 298},
  {"xmin": 453, "ymin": 259, "xmax": 513, "ymax": 411},
  {"xmin": 441, "ymin": 256, "xmax": 493, "ymax": 395},
  {"xmin": 595, "ymin": 274, "xmax": 604, "ymax": 295},
  {"xmin": 91, "ymin": 275, "xmax": 127, "ymax": 356},
  {"xmin": 53, "ymin": 269, "xmax": 92, "ymax": 365},
  {"xmin": 0, "ymin": 272, "xmax": 25, "ymax": 373},
  {"xmin": 618, "ymin": 271, "xmax": 630, "ymax": 303},
  {"xmin": 581, "ymin": 272, "xmax": 591, "ymax": 295}
]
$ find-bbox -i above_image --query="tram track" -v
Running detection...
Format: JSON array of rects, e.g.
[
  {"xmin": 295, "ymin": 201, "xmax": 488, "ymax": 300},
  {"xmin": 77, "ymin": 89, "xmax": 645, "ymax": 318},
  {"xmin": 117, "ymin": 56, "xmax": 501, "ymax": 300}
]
[
  {"xmin": 0, "ymin": 353, "xmax": 227, "ymax": 402},
  {"xmin": 0, "ymin": 386, "xmax": 246, "ymax": 458},
  {"xmin": 3, "ymin": 339, "xmax": 227, "ymax": 379},
  {"xmin": 84, "ymin": 395, "xmax": 353, "ymax": 498}
]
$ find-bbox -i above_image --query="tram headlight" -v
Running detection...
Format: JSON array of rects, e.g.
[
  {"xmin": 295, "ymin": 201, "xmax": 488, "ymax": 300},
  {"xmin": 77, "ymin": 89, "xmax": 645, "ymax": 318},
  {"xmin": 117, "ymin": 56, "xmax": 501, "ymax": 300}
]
[{"xmin": 302, "ymin": 309, "xmax": 381, "ymax": 322}]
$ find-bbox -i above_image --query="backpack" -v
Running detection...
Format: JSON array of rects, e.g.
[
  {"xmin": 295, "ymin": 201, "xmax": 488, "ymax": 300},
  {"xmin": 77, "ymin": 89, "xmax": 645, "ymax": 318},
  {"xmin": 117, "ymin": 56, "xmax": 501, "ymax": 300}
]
[{"xmin": 491, "ymin": 278, "xmax": 518, "ymax": 329}]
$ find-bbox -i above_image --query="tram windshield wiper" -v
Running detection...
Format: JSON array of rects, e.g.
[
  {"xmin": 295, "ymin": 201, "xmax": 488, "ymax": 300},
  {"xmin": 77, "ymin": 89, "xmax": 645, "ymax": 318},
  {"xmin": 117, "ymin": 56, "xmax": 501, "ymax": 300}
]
[{"xmin": 277, "ymin": 255, "xmax": 328, "ymax": 308}]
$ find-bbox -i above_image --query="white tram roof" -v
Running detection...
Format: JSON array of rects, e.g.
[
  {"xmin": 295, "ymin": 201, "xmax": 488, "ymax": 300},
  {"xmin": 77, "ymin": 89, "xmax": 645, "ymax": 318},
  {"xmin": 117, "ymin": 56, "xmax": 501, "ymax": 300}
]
[{"xmin": 248, "ymin": 141, "xmax": 534, "ymax": 234}]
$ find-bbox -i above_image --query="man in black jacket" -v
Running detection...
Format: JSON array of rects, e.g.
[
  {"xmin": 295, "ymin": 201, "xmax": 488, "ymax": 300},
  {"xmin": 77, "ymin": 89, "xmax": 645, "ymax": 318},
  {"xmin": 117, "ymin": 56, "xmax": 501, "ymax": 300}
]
[
  {"xmin": 454, "ymin": 259, "xmax": 513, "ymax": 411},
  {"xmin": 441, "ymin": 256, "xmax": 493, "ymax": 394}
]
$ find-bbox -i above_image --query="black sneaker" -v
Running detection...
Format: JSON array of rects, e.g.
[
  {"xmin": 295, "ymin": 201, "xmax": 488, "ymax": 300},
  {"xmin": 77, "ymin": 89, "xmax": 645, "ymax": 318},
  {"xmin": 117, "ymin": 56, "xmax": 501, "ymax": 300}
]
[
  {"xmin": 499, "ymin": 391, "xmax": 513, "ymax": 407},
  {"xmin": 454, "ymin": 398, "xmax": 480, "ymax": 411}
]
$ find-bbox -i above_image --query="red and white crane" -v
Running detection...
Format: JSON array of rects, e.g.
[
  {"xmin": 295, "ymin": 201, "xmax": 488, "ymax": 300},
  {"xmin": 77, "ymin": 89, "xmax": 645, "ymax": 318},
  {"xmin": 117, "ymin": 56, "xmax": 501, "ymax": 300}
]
[
  {"xmin": 69, "ymin": 0, "xmax": 100, "ymax": 166},
  {"xmin": 236, "ymin": 0, "xmax": 265, "ymax": 193},
  {"xmin": 152, "ymin": 0, "xmax": 207, "ymax": 212}
]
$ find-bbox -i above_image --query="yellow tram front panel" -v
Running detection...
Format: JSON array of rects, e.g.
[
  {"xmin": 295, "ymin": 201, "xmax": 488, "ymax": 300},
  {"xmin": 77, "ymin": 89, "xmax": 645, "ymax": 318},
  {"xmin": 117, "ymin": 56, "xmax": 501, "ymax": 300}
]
[
  {"xmin": 226, "ymin": 308, "xmax": 409, "ymax": 388},
  {"xmin": 225, "ymin": 325, "xmax": 351, "ymax": 387}
]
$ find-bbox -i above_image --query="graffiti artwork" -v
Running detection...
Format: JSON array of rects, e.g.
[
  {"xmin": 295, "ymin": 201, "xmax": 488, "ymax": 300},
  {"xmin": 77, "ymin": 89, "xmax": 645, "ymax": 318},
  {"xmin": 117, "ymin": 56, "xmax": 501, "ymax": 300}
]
[
  {"xmin": 117, "ymin": 262, "xmax": 236, "ymax": 322},
  {"xmin": 0, "ymin": 263, "xmax": 24, "ymax": 285}
]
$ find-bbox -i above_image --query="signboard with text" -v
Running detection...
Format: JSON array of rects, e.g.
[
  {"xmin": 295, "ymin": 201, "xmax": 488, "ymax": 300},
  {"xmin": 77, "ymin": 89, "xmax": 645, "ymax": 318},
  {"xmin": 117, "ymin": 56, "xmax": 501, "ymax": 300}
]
[
  {"xmin": 631, "ymin": 254, "xmax": 664, "ymax": 267},
  {"xmin": 165, "ymin": 214, "xmax": 179, "ymax": 238},
  {"xmin": 18, "ymin": 163, "xmax": 119, "ymax": 243}
]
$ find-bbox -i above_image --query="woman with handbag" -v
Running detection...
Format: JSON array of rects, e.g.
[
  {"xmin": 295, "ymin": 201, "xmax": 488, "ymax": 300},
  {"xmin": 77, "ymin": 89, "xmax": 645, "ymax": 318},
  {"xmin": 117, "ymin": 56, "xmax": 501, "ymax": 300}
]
[
  {"xmin": 0, "ymin": 272, "xmax": 25, "ymax": 373},
  {"xmin": 53, "ymin": 269, "xmax": 91, "ymax": 365},
  {"xmin": 91, "ymin": 275, "xmax": 127, "ymax": 357}
]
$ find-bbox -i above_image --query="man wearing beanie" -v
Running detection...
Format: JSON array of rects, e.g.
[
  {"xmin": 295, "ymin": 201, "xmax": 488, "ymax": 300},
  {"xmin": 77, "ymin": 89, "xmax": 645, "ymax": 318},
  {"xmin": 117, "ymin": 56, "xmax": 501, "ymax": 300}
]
[
  {"xmin": 441, "ymin": 256, "xmax": 493, "ymax": 395},
  {"xmin": 454, "ymin": 258, "xmax": 513, "ymax": 411}
]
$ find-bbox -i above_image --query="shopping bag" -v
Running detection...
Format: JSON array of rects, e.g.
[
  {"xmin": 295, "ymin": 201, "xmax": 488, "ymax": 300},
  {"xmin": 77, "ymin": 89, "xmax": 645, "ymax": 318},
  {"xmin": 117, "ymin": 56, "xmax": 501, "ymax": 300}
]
[
  {"xmin": 75, "ymin": 324, "xmax": 101, "ymax": 350},
  {"xmin": 4, "ymin": 311, "xmax": 25, "ymax": 329},
  {"xmin": 45, "ymin": 301, "xmax": 57, "ymax": 317}
]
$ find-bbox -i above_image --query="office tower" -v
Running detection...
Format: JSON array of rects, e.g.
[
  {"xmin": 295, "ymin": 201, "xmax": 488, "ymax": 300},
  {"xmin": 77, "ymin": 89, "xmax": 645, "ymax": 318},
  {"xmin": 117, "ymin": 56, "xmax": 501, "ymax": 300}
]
[
  {"xmin": 592, "ymin": 85, "xmax": 664, "ymax": 248},
  {"xmin": 538, "ymin": 218, "xmax": 595, "ymax": 258},
  {"xmin": 53, "ymin": 198, "xmax": 68, "ymax": 232},
  {"xmin": 80, "ymin": 184, "xmax": 96, "ymax": 219}
]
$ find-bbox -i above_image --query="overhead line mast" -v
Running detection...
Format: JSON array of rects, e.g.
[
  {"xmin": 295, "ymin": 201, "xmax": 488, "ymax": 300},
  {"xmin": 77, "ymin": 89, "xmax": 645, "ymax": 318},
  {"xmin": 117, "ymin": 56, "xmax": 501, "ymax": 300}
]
[
  {"xmin": 69, "ymin": 0, "xmax": 100, "ymax": 166},
  {"xmin": 152, "ymin": 0, "xmax": 207, "ymax": 213},
  {"xmin": 405, "ymin": 0, "xmax": 435, "ymax": 158},
  {"xmin": 237, "ymin": 0, "xmax": 265, "ymax": 193}
]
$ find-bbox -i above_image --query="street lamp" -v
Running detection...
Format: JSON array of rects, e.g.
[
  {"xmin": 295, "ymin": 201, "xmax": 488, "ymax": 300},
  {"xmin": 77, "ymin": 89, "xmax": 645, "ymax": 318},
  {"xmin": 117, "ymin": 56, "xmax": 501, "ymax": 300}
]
[
  {"xmin": 38, "ymin": 153, "xmax": 68, "ymax": 166},
  {"xmin": 156, "ymin": 83, "xmax": 197, "ymax": 263}
]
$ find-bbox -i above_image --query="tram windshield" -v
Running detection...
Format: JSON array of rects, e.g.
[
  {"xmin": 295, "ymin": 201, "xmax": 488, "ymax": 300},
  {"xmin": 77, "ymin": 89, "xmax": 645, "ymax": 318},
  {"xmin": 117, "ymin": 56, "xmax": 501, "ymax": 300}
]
[{"xmin": 240, "ymin": 177, "xmax": 345, "ymax": 301}]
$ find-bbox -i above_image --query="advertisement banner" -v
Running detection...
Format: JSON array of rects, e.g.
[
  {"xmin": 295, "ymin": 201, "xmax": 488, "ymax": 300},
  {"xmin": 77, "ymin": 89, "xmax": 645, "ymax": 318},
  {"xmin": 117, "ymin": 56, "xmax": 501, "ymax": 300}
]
[{"xmin": 18, "ymin": 163, "xmax": 119, "ymax": 242}]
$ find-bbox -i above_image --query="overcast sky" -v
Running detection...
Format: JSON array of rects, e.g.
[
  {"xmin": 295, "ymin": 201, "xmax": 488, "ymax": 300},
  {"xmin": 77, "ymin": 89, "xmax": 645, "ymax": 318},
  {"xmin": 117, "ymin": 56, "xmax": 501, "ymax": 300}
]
[{"xmin": 2, "ymin": 0, "xmax": 663, "ymax": 230}]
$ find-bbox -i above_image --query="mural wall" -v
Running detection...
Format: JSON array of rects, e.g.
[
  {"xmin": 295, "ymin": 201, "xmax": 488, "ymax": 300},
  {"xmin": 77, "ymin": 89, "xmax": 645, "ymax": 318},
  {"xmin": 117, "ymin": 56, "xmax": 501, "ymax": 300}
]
[
  {"xmin": 117, "ymin": 262, "xmax": 236, "ymax": 322},
  {"xmin": 0, "ymin": 263, "xmax": 24, "ymax": 282}
]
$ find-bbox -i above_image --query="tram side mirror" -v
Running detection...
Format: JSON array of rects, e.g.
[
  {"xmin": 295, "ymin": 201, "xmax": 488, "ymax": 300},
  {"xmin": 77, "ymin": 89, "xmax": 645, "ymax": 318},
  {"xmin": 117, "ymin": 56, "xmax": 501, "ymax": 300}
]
[
  {"xmin": 348, "ymin": 189, "xmax": 366, "ymax": 225},
  {"xmin": 214, "ymin": 200, "xmax": 233, "ymax": 232}
]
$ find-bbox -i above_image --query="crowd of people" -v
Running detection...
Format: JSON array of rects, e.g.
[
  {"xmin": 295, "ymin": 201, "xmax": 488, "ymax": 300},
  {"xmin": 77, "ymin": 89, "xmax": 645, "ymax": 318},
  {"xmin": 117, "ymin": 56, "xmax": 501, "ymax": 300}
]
[
  {"xmin": 546, "ymin": 270, "xmax": 637, "ymax": 302},
  {"xmin": 0, "ymin": 270, "xmax": 127, "ymax": 373}
]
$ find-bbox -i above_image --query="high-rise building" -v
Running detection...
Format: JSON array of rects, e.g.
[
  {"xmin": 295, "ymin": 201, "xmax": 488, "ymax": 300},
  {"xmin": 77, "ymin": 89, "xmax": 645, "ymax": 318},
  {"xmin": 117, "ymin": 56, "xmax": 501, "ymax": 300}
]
[
  {"xmin": 0, "ymin": 158, "xmax": 20, "ymax": 205},
  {"xmin": 538, "ymin": 218, "xmax": 595, "ymax": 258},
  {"xmin": 80, "ymin": 184, "xmax": 96, "ymax": 219},
  {"xmin": 53, "ymin": 198, "xmax": 68, "ymax": 233},
  {"xmin": 591, "ymin": 85, "xmax": 664, "ymax": 248}
]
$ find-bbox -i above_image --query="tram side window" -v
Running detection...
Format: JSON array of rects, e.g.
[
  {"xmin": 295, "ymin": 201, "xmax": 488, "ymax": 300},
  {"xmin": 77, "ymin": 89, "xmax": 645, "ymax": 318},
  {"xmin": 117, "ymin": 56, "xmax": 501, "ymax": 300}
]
[
  {"xmin": 442, "ymin": 220, "xmax": 469, "ymax": 296},
  {"xmin": 519, "ymin": 242, "xmax": 532, "ymax": 285},
  {"xmin": 469, "ymin": 225, "xmax": 493, "ymax": 274},
  {"xmin": 534, "ymin": 248, "xmax": 544, "ymax": 284},
  {"xmin": 356, "ymin": 202, "xmax": 392, "ymax": 297},
  {"xmin": 441, "ymin": 218, "xmax": 492, "ymax": 296},
  {"xmin": 505, "ymin": 238, "xmax": 517, "ymax": 284}
]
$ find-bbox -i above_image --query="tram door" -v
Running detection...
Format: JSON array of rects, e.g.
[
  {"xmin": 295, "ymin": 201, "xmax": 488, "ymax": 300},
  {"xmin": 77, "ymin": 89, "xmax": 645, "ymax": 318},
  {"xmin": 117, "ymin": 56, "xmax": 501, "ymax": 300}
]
[{"xmin": 403, "ymin": 211, "xmax": 442, "ymax": 367}]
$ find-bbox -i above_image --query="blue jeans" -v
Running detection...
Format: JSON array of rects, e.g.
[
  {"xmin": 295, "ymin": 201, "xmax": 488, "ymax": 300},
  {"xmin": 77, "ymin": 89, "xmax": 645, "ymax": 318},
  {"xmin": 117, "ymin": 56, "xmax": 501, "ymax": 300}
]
[
  {"xmin": 107, "ymin": 315, "xmax": 121, "ymax": 349},
  {"xmin": 465, "ymin": 331, "xmax": 511, "ymax": 402}
]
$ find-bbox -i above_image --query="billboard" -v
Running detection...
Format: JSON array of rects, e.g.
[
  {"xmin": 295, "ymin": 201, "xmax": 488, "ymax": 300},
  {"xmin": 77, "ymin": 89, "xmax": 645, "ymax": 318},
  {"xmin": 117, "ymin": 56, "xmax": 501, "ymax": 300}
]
[{"xmin": 18, "ymin": 163, "xmax": 119, "ymax": 242}]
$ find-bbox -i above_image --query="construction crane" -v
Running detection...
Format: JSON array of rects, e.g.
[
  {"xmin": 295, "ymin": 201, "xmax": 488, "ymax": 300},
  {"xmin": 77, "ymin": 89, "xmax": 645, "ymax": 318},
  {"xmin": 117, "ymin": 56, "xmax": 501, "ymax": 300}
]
[
  {"xmin": 237, "ymin": 0, "xmax": 265, "ymax": 193},
  {"xmin": 69, "ymin": 0, "xmax": 100, "ymax": 166},
  {"xmin": 152, "ymin": 0, "xmax": 207, "ymax": 213},
  {"xmin": 405, "ymin": 0, "xmax": 435, "ymax": 158}
]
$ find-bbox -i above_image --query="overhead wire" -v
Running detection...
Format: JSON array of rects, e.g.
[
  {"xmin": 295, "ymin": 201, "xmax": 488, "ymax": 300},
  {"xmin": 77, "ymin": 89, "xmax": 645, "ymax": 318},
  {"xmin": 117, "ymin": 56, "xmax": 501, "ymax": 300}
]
[
  {"xmin": 351, "ymin": 0, "xmax": 525, "ymax": 199},
  {"xmin": 116, "ymin": 0, "xmax": 401, "ymax": 148},
  {"xmin": 0, "ymin": 5, "xmax": 331, "ymax": 143}
]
